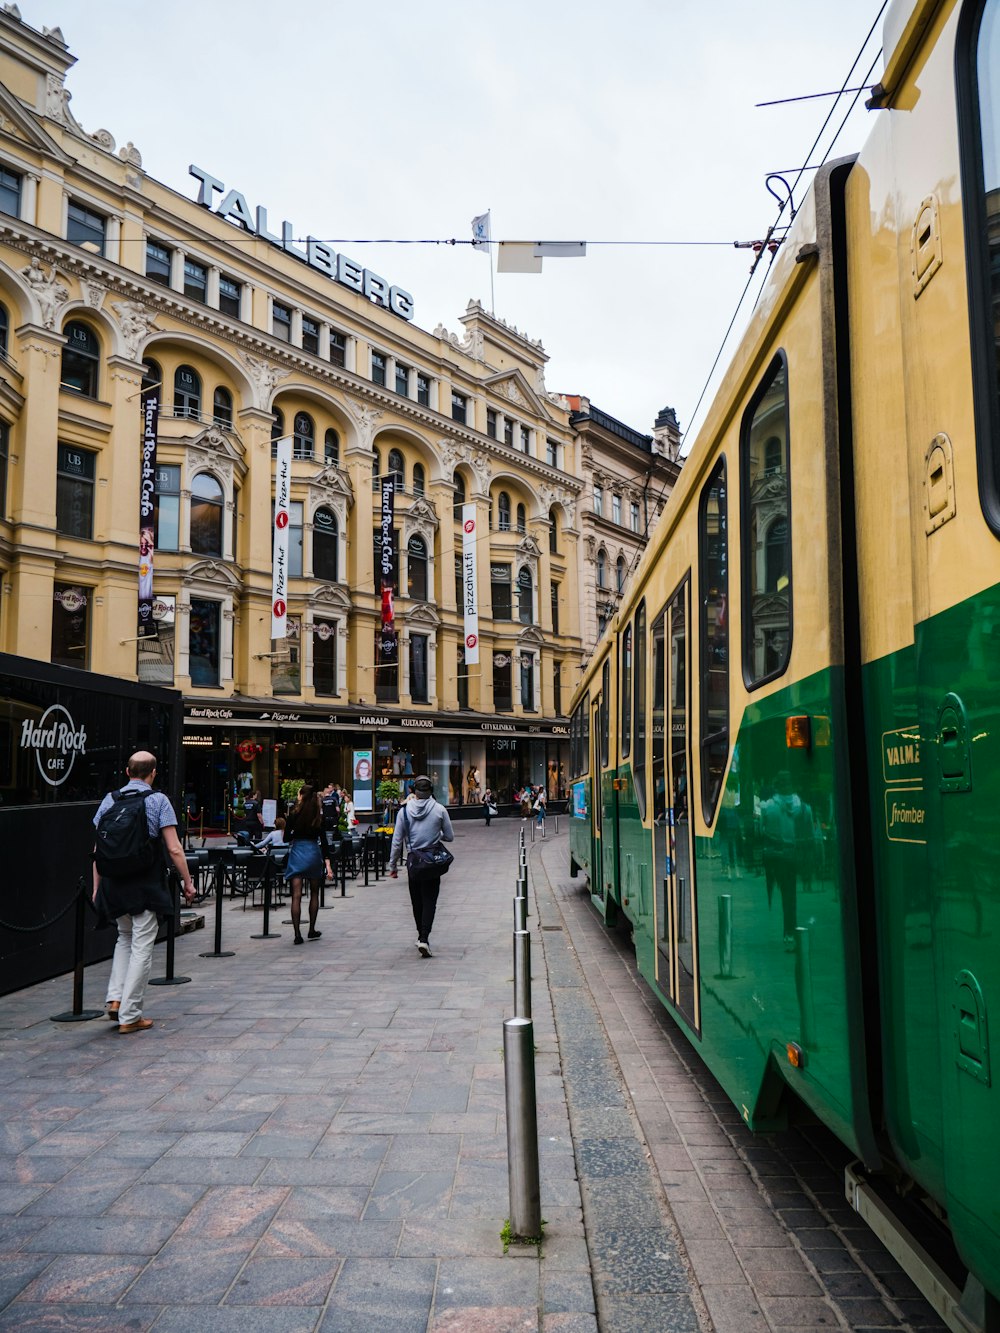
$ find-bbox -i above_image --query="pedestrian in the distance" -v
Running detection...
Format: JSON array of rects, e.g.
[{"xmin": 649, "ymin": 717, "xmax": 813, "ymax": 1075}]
[
  {"xmin": 533, "ymin": 786, "xmax": 547, "ymax": 836},
  {"xmin": 284, "ymin": 784, "xmax": 333, "ymax": 945},
  {"xmin": 482, "ymin": 786, "xmax": 495, "ymax": 827},
  {"xmin": 92, "ymin": 750, "xmax": 195, "ymax": 1033},
  {"xmin": 388, "ymin": 775, "xmax": 454, "ymax": 957}
]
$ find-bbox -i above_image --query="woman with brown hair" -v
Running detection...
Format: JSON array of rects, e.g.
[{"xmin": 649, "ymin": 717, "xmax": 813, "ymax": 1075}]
[{"xmin": 284, "ymin": 784, "xmax": 333, "ymax": 945}]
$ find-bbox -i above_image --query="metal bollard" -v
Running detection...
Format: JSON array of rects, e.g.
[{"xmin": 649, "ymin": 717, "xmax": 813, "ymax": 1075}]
[
  {"xmin": 51, "ymin": 882, "xmax": 104, "ymax": 1022},
  {"xmin": 530, "ymin": 821, "xmax": 535, "ymax": 844},
  {"xmin": 717, "ymin": 893, "xmax": 733, "ymax": 980},
  {"xmin": 514, "ymin": 893, "xmax": 527, "ymax": 933},
  {"xmin": 251, "ymin": 854, "xmax": 283, "ymax": 940},
  {"xmin": 553, "ymin": 815, "xmax": 560, "ymax": 835},
  {"xmin": 150, "ymin": 872, "xmax": 192, "ymax": 983},
  {"xmin": 200, "ymin": 860, "xmax": 235, "ymax": 958},
  {"xmin": 504, "ymin": 1016, "xmax": 541, "ymax": 1239},
  {"xmin": 513, "ymin": 928, "xmax": 531, "ymax": 1019}
]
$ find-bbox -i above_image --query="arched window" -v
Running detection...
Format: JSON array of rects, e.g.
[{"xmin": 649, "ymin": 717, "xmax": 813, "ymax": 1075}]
[
  {"xmin": 213, "ymin": 386, "xmax": 233, "ymax": 427},
  {"xmin": 516, "ymin": 503, "xmax": 526, "ymax": 534},
  {"xmin": 549, "ymin": 507, "xmax": 559, "ymax": 554},
  {"xmin": 413, "ymin": 462, "xmax": 425, "ymax": 496},
  {"xmin": 61, "ymin": 321, "xmax": 100, "ymax": 397},
  {"xmin": 453, "ymin": 472, "xmax": 465, "ymax": 522},
  {"xmin": 518, "ymin": 565, "xmax": 533, "ymax": 625},
  {"xmin": 597, "ymin": 549, "xmax": 607, "ymax": 588},
  {"xmin": 313, "ymin": 506, "xmax": 338, "ymax": 581},
  {"xmin": 764, "ymin": 436, "xmax": 782, "ymax": 474},
  {"xmin": 174, "ymin": 364, "xmax": 201, "ymax": 419},
  {"xmin": 408, "ymin": 534, "xmax": 428, "ymax": 601},
  {"xmin": 271, "ymin": 408, "xmax": 284, "ymax": 458},
  {"xmin": 0, "ymin": 302, "xmax": 9, "ymax": 356},
  {"xmin": 293, "ymin": 411, "xmax": 314, "ymax": 460},
  {"xmin": 141, "ymin": 358, "xmax": 161, "ymax": 398},
  {"xmin": 616, "ymin": 555, "xmax": 627, "ymax": 593},
  {"xmin": 324, "ymin": 428, "xmax": 340, "ymax": 466},
  {"xmin": 498, "ymin": 491, "xmax": 511, "ymax": 532},
  {"xmin": 387, "ymin": 448, "xmax": 405, "ymax": 489},
  {"xmin": 190, "ymin": 472, "xmax": 224, "ymax": 556}
]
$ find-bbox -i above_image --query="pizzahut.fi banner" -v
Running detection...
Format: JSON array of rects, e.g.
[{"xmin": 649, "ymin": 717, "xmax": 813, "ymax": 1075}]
[
  {"xmin": 137, "ymin": 390, "xmax": 159, "ymax": 639},
  {"xmin": 461, "ymin": 503, "xmax": 479, "ymax": 665},
  {"xmin": 271, "ymin": 437, "xmax": 292, "ymax": 639}
]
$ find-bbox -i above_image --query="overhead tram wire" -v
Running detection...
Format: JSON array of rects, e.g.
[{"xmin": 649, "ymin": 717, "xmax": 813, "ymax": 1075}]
[{"xmin": 621, "ymin": 0, "xmax": 890, "ymax": 588}]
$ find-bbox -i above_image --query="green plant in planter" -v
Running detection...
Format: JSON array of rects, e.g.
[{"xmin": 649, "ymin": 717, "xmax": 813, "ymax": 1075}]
[
  {"xmin": 376, "ymin": 779, "xmax": 401, "ymax": 807},
  {"xmin": 280, "ymin": 778, "xmax": 304, "ymax": 809}
]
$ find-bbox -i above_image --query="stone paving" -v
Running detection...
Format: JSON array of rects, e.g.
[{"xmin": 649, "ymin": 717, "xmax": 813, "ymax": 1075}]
[{"xmin": 0, "ymin": 818, "xmax": 950, "ymax": 1331}]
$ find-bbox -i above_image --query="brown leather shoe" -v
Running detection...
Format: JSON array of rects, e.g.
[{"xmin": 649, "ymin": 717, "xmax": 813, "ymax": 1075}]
[
  {"xmin": 116, "ymin": 1018, "xmax": 153, "ymax": 1034},
  {"xmin": 106, "ymin": 1003, "xmax": 120, "ymax": 1022}
]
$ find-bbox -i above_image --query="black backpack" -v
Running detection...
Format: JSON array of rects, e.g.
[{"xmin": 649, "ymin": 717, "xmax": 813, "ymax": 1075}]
[{"xmin": 95, "ymin": 789, "xmax": 157, "ymax": 879}]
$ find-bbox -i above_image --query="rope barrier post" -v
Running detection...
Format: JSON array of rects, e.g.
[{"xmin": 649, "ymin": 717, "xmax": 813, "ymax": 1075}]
[
  {"xmin": 340, "ymin": 843, "xmax": 348, "ymax": 896},
  {"xmin": 251, "ymin": 853, "xmax": 282, "ymax": 940},
  {"xmin": 200, "ymin": 856, "xmax": 235, "ymax": 958},
  {"xmin": 363, "ymin": 833, "xmax": 370, "ymax": 887},
  {"xmin": 50, "ymin": 881, "xmax": 104, "ymax": 1022},
  {"xmin": 504, "ymin": 1016, "xmax": 541, "ymax": 1240},
  {"xmin": 513, "ymin": 928, "xmax": 531, "ymax": 1020},
  {"xmin": 149, "ymin": 871, "xmax": 191, "ymax": 986},
  {"xmin": 373, "ymin": 833, "xmax": 381, "ymax": 882}
]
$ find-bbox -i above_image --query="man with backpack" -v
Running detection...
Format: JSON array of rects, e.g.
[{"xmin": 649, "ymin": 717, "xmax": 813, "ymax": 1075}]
[{"xmin": 91, "ymin": 751, "xmax": 195, "ymax": 1033}]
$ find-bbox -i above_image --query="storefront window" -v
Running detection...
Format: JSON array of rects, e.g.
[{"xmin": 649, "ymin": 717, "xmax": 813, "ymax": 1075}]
[
  {"xmin": 491, "ymin": 564, "xmax": 512, "ymax": 620},
  {"xmin": 520, "ymin": 653, "xmax": 535, "ymax": 710},
  {"xmin": 314, "ymin": 507, "xmax": 338, "ymax": 581},
  {"xmin": 137, "ymin": 596, "xmax": 175, "ymax": 685},
  {"xmin": 51, "ymin": 584, "xmax": 89, "ymax": 668},
  {"xmin": 189, "ymin": 599, "xmax": 221, "ymax": 687}
]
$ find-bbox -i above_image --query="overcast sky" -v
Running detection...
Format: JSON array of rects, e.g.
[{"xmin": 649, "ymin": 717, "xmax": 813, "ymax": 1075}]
[{"xmin": 18, "ymin": 0, "xmax": 885, "ymax": 443}]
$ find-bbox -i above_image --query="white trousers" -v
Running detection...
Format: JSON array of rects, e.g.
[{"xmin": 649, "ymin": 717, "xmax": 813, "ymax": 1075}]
[{"xmin": 106, "ymin": 910, "xmax": 159, "ymax": 1025}]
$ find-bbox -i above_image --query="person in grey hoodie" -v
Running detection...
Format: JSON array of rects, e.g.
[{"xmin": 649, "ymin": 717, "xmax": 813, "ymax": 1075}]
[{"xmin": 388, "ymin": 775, "xmax": 455, "ymax": 957}]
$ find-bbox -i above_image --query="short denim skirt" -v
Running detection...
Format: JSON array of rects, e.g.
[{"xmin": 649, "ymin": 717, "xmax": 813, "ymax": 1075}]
[{"xmin": 286, "ymin": 838, "xmax": 324, "ymax": 880}]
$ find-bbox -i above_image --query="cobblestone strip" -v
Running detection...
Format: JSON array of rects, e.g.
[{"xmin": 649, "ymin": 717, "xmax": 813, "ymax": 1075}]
[
  {"xmin": 536, "ymin": 837, "xmax": 948, "ymax": 1333},
  {"xmin": 530, "ymin": 840, "xmax": 709, "ymax": 1333}
]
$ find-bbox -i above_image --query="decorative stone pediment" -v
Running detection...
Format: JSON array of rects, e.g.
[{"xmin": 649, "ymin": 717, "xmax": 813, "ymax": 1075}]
[
  {"xmin": 406, "ymin": 496, "xmax": 439, "ymax": 530},
  {"xmin": 308, "ymin": 465, "xmax": 354, "ymax": 510},
  {"xmin": 308, "ymin": 583, "xmax": 352, "ymax": 614},
  {"xmin": 407, "ymin": 601, "xmax": 441, "ymax": 629},
  {"xmin": 188, "ymin": 425, "xmax": 245, "ymax": 476},
  {"xmin": 182, "ymin": 559, "xmax": 242, "ymax": 591},
  {"xmin": 516, "ymin": 533, "xmax": 542, "ymax": 560},
  {"xmin": 484, "ymin": 368, "xmax": 547, "ymax": 418},
  {"xmin": 0, "ymin": 80, "xmax": 73, "ymax": 161},
  {"xmin": 517, "ymin": 624, "xmax": 545, "ymax": 649}
]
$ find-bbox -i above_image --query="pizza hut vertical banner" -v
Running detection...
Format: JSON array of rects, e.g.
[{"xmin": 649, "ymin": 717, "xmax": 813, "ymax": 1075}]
[
  {"xmin": 271, "ymin": 437, "xmax": 292, "ymax": 639},
  {"xmin": 461, "ymin": 503, "xmax": 479, "ymax": 665},
  {"xmin": 378, "ymin": 477, "xmax": 397, "ymax": 664},
  {"xmin": 137, "ymin": 390, "xmax": 159, "ymax": 639}
]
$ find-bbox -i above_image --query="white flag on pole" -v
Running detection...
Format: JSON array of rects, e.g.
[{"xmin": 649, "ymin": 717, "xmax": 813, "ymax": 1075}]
[
  {"xmin": 271, "ymin": 437, "xmax": 292, "ymax": 639},
  {"xmin": 471, "ymin": 211, "xmax": 491, "ymax": 251}
]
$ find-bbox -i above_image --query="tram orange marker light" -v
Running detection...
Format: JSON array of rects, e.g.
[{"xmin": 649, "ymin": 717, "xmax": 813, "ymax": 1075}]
[
  {"xmin": 786, "ymin": 716, "xmax": 811, "ymax": 749},
  {"xmin": 786, "ymin": 1042, "xmax": 804, "ymax": 1068}
]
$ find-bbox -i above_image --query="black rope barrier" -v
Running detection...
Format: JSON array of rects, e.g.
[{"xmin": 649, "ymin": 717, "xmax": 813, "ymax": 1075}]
[
  {"xmin": 149, "ymin": 870, "xmax": 191, "ymax": 987},
  {"xmin": 50, "ymin": 879, "xmax": 104, "ymax": 1023}
]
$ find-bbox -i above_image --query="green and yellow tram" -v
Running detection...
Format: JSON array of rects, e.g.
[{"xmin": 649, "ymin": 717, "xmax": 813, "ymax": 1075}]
[{"xmin": 569, "ymin": 0, "xmax": 1000, "ymax": 1324}]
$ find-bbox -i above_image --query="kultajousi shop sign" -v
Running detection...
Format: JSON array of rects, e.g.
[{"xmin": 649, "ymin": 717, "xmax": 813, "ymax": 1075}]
[{"xmin": 189, "ymin": 165, "xmax": 415, "ymax": 321}]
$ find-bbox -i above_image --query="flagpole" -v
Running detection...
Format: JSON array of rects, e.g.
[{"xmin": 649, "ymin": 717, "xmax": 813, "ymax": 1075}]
[{"xmin": 489, "ymin": 207, "xmax": 496, "ymax": 314}]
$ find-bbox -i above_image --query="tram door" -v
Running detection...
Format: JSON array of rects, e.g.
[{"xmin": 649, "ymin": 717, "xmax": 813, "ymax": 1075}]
[
  {"xmin": 598, "ymin": 659, "xmax": 621, "ymax": 905},
  {"xmin": 590, "ymin": 692, "xmax": 604, "ymax": 904},
  {"xmin": 652, "ymin": 578, "xmax": 699, "ymax": 1028}
]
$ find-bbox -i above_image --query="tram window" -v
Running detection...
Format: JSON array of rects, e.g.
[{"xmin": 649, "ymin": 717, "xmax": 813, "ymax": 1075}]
[
  {"xmin": 582, "ymin": 692, "xmax": 590, "ymax": 773},
  {"xmin": 600, "ymin": 659, "xmax": 610, "ymax": 767},
  {"xmin": 699, "ymin": 458, "xmax": 728, "ymax": 823},
  {"xmin": 741, "ymin": 356, "xmax": 792, "ymax": 685},
  {"xmin": 651, "ymin": 608, "xmax": 666, "ymax": 824},
  {"xmin": 621, "ymin": 623, "xmax": 633, "ymax": 759},
  {"xmin": 962, "ymin": 0, "xmax": 1000, "ymax": 527},
  {"xmin": 634, "ymin": 600, "xmax": 647, "ymax": 816}
]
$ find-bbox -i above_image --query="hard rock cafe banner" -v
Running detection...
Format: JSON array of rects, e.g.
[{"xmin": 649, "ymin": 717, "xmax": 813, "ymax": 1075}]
[
  {"xmin": 271, "ymin": 437, "xmax": 292, "ymax": 639},
  {"xmin": 378, "ymin": 477, "xmax": 397, "ymax": 665},
  {"xmin": 461, "ymin": 503, "xmax": 479, "ymax": 665},
  {"xmin": 137, "ymin": 390, "xmax": 159, "ymax": 639}
]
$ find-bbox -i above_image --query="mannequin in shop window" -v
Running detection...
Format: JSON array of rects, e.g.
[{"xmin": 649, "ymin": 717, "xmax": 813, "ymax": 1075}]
[{"xmin": 466, "ymin": 766, "xmax": 481, "ymax": 803}]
